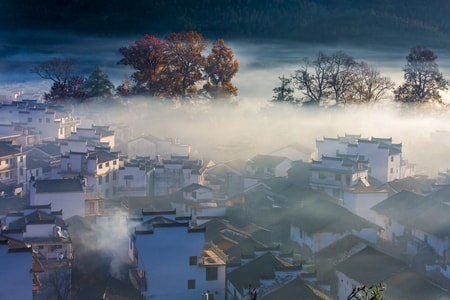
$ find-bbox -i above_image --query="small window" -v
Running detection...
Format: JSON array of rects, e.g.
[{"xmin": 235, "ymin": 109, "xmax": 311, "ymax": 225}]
[
  {"xmin": 112, "ymin": 172, "xmax": 117, "ymax": 180},
  {"xmin": 206, "ymin": 267, "xmax": 218, "ymax": 281},
  {"xmin": 19, "ymin": 156, "xmax": 23, "ymax": 163},
  {"xmin": 105, "ymin": 174, "xmax": 109, "ymax": 183},
  {"xmin": 36, "ymin": 169, "xmax": 39, "ymax": 177},
  {"xmin": 98, "ymin": 176, "xmax": 102, "ymax": 185},
  {"xmin": 335, "ymin": 174, "xmax": 341, "ymax": 181},
  {"xmin": 189, "ymin": 256, "xmax": 197, "ymax": 265},
  {"xmin": 390, "ymin": 168, "xmax": 394, "ymax": 174},
  {"xmin": 38, "ymin": 245, "xmax": 44, "ymax": 250},
  {"xmin": 113, "ymin": 160, "xmax": 117, "ymax": 165},
  {"xmin": 390, "ymin": 156, "xmax": 394, "ymax": 162},
  {"xmin": 187, "ymin": 280, "xmax": 196, "ymax": 289},
  {"xmin": 318, "ymin": 173, "xmax": 326, "ymax": 179},
  {"xmin": 67, "ymin": 163, "xmax": 72, "ymax": 171},
  {"xmin": 19, "ymin": 168, "xmax": 23, "ymax": 176},
  {"xmin": 99, "ymin": 164, "xmax": 103, "ymax": 169},
  {"xmin": 106, "ymin": 162, "xmax": 110, "ymax": 167}
]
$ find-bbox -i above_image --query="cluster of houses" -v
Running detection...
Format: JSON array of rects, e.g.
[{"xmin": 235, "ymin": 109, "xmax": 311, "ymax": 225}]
[{"xmin": 1, "ymin": 99, "xmax": 450, "ymax": 299}]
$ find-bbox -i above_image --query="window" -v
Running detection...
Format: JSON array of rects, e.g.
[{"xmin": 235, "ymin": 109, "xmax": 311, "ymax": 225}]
[
  {"xmin": 112, "ymin": 171, "xmax": 116, "ymax": 180},
  {"xmin": 206, "ymin": 267, "xmax": 218, "ymax": 281},
  {"xmin": 36, "ymin": 169, "xmax": 39, "ymax": 177},
  {"xmin": 113, "ymin": 160, "xmax": 117, "ymax": 165},
  {"xmin": 98, "ymin": 176, "xmax": 102, "ymax": 185},
  {"xmin": 187, "ymin": 280, "xmax": 196, "ymax": 289},
  {"xmin": 189, "ymin": 256, "xmax": 197, "ymax": 265},
  {"xmin": 38, "ymin": 245, "xmax": 44, "ymax": 250},
  {"xmin": 106, "ymin": 162, "xmax": 110, "ymax": 167},
  {"xmin": 105, "ymin": 174, "xmax": 109, "ymax": 183},
  {"xmin": 99, "ymin": 164, "xmax": 103, "ymax": 169},
  {"xmin": 19, "ymin": 168, "xmax": 23, "ymax": 176},
  {"xmin": 67, "ymin": 163, "xmax": 72, "ymax": 171},
  {"xmin": 89, "ymin": 202, "xmax": 95, "ymax": 213},
  {"xmin": 318, "ymin": 173, "xmax": 326, "ymax": 179},
  {"xmin": 19, "ymin": 156, "xmax": 23, "ymax": 163},
  {"xmin": 346, "ymin": 175, "xmax": 351, "ymax": 185},
  {"xmin": 390, "ymin": 168, "xmax": 393, "ymax": 174},
  {"xmin": 335, "ymin": 174, "xmax": 341, "ymax": 181},
  {"xmin": 390, "ymin": 156, "xmax": 394, "ymax": 162}
]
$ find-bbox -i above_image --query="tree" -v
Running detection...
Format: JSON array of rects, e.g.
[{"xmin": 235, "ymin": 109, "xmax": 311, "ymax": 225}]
[
  {"xmin": 292, "ymin": 52, "xmax": 332, "ymax": 105},
  {"xmin": 32, "ymin": 57, "xmax": 87, "ymax": 103},
  {"xmin": 271, "ymin": 75, "xmax": 295, "ymax": 103},
  {"xmin": 118, "ymin": 34, "xmax": 169, "ymax": 96},
  {"xmin": 203, "ymin": 38, "xmax": 239, "ymax": 99},
  {"xmin": 164, "ymin": 31, "xmax": 209, "ymax": 99},
  {"xmin": 394, "ymin": 45, "xmax": 448, "ymax": 103},
  {"xmin": 83, "ymin": 66, "xmax": 115, "ymax": 98},
  {"xmin": 31, "ymin": 57, "xmax": 77, "ymax": 86},
  {"xmin": 44, "ymin": 75, "xmax": 86, "ymax": 103},
  {"xmin": 39, "ymin": 267, "xmax": 72, "ymax": 300},
  {"xmin": 349, "ymin": 61, "xmax": 394, "ymax": 104},
  {"xmin": 328, "ymin": 51, "xmax": 357, "ymax": 105}
]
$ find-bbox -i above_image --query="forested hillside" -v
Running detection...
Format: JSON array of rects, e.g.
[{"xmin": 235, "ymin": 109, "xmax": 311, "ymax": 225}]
[{"xmin": 2, "ymin": 0, "xmax": 450, "ymax": 46}]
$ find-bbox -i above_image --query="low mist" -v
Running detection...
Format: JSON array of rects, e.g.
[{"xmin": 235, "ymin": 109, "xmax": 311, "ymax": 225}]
[{"xmin": 2, "ymin": 30, "xmax": 450, "ymax": 176}]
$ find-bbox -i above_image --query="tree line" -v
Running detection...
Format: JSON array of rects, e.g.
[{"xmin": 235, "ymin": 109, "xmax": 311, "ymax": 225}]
[
  {"xmin": 5, "ymin": 0, "xmax": 450, "ymax": 46},
  {"xmin": 272, "ymin": 45, "xmax": 448, "ymax": 107},
  {"xmin": 31, "ymin": 31, "xmax": 239, "ymax": 104}
]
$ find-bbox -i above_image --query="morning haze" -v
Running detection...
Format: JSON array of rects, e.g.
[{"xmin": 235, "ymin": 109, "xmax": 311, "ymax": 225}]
[{"xmin": 1, "ymin": 1, "xmax": 450, "ymax": 299}]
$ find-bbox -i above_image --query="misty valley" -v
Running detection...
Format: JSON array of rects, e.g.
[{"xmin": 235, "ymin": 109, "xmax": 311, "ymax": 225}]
[{"xmin": 2, "ymin": 9, "xmax": 450, "ymax": 300}]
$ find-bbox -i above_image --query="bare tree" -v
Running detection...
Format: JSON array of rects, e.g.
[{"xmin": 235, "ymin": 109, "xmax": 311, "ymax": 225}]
[
  {"xmin": 292, "ymin": 52, "xmax": 332, "ymax": 105},
  {"xmin": 31, "ymin": 58, "xmax": 77, "ymax": 86},
  {"xmin": 328, "ymin": 51, "xmax": 357, "ymax": 105},
  {"xmin": 39, "ymin": 267, "xmax": 72, "ymax": 300},
  {"xmin": 350, "ymin": 61, "xmax": 394, "ymax": 105}
]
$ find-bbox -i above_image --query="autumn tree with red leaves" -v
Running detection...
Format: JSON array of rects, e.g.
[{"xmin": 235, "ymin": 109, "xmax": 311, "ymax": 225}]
[
  {"xmin": 117, "ymin": 31, "xmax": 239, "ymax": 101},
  {"xmin": 203, "ymin": 38, "xmax": 239, "ymax": 99},
  {"xmin": 118, "ymin": 34, "xmax": 169, "ymax": 96}
]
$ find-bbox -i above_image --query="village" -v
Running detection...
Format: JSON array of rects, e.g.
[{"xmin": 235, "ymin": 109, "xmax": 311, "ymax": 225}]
[{"xmin": 1, "ymin": 99, "xmax": 450, "ymax": 300}]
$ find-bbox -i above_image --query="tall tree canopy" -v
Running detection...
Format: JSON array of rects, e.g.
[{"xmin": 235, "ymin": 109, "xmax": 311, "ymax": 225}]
[
  {"xmin": 271, "ymin": 75, "xmax": 295, "ymax": 103},
  {"xmin": 203, "ymin": 39, "xmax": 239, "ymax": 99},
  {"xmin": 394, "ymin": 45, "xmax": 448, "ymax": 103},
  {"xmin": 118, "ymin": 34, "xmax": 169, "ymax": 96},
  {"xmin": 117, "ymin": 31, "xmax": 239, "ymax": 101}
]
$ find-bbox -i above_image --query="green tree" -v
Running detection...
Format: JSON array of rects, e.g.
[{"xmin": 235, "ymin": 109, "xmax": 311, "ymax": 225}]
[
  {"xmin": 271, "ymin": 75, "xmax": 295, "ymax": 103},
  {"xmin": 83, "ymin": 66, "xmax": 115, "ymax": 98},
  {"xmin": 394, "ymin": 45, "xmax": 448, "ymax": 103},
  {"xmin": 203, "ymin": 38, "xmax": 239, "ymax": 99}
]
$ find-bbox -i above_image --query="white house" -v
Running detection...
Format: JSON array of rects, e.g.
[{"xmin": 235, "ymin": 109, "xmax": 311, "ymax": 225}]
[
  {"xmin": 0, "ymin": 141, "xmax": 27, "ymax": 196},
  {"xmin": 30, "ymin": 178, "xmax": 85, "ymax": 219},
  {"xmin": 269, "ymin": 143, "xmax": 315, "ymax": 162},
  {"xmin": 57, "ymin": 149, "xmax": 119, "ymax": 200},
  {"xmin": 289, "ymin": 195, "xmax": 378, "ymax": 253},
  {"xmin": 310, "ymin": 154, "xmax": 370, "ymax": 200},
  {"xmin": 336, "ymin": 246, "xmax": 447, "ymax": 300},
  {"xmin": 246, "ymin": 154, "xmax": 292, "ymax": 178},
  {"xmin": 316, "ymin": 134, "xmax": 414, "ymax": 184},
  {"xmin": 0, "ymin": 236, "xmax": 33, "ymax": 300},
  {"xmin": 118, "ymin": 158, "xmax": 152, "ymax": 198},
  {"xmin": 129, "ymin": 210, "xmax": 226, "ymax": 299},
  {"xmin": 127, "ymin": 135, "xmax": 191, "ymax": 159},
  {"xmin": 170, "ymin": 183, "xmax": 228, "ymax": 222},
  {"xmin": 150, "ymin": 157, "xmax": 205, "ymax": 197}
]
